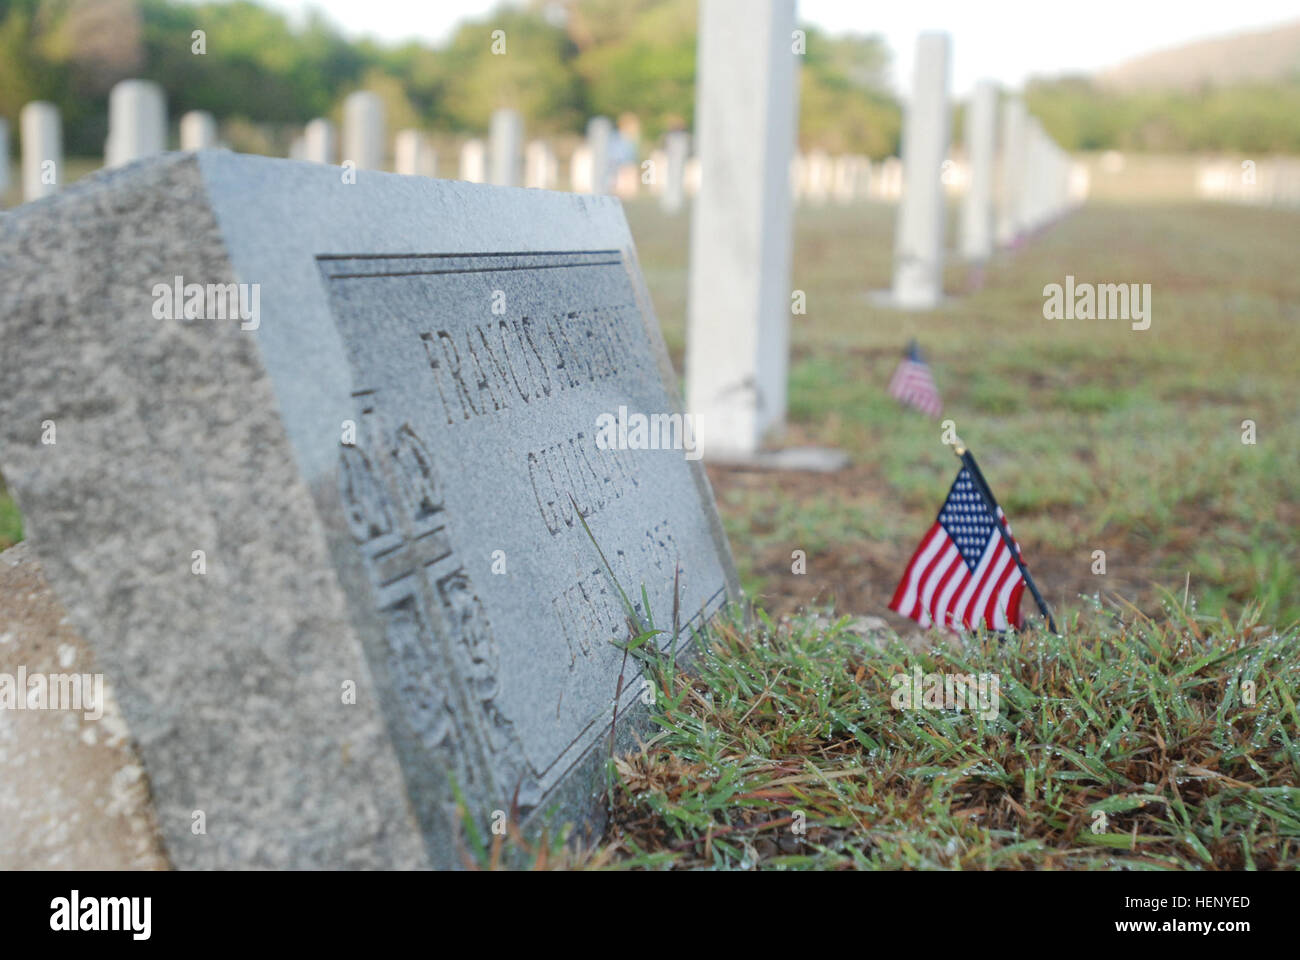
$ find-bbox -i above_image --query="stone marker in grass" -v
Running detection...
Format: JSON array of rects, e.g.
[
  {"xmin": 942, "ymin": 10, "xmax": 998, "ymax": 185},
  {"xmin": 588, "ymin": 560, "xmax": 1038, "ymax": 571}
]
[{"xmin": 0, "ymin": 151, "xmax": 738, "ymax": 868}]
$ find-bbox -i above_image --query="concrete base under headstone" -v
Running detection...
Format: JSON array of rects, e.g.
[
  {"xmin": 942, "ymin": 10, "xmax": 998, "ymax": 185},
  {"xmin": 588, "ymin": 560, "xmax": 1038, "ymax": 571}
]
[
  {"xmin": 866, "ymin": 288, "xmax": 949, "ymax": 312},
  {"xmin": 705, "ymin": 446, "xmax": 850, "ymax": 473},
  {"xmin": 0, "ymin": 543, "xmax": 169, "ymax": 869}
]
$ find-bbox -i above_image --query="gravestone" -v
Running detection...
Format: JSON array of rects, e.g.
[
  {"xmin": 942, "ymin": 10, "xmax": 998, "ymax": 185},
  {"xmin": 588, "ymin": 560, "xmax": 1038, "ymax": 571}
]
[
  {"xmin": 959, "ymin": 80, "xmax": 997, "ymax": 262},
  {"xmin": 568, "ymin": 145, "xmax": 592, "ymax": 193},
  {"xmin": 996, "ymin": 97, "xmax": 1026, "ymax": 246},
  {"xmin": 343, "ymin": 91, "xmax": 386, "ymax": 171},
  {"xmin": 304, "ymin": 118, "xmax": 337, "ymax": 165},
  {"xmin": 105, "ymin": 80, "xmax": 167, "ymax": 168},
  {"xmin": 0, "ymin": 118, "xmax": 9, "ymax": 202},
  {"xmin": 685, "ymin": 0, "xmax": 798, "ymax": 458},
  {"xmin": 0, "ymin": 152, "xmax": 737, "ymax": 869},
  {"xmin": 882, "ymin": 31, "xmax": 951, "ymax": 309},
  {"xmin": 489, "ymin": 109, "xmax": 523, "ymax": 187},
  {"xmin": 21, "ymin": 101, "xmax": 61, "ymax": 201},
  {"xmin": 585, "ymin": 116, "xmax": 613, "ymax": 194},
  {"xmin": 805, "ymin": 150, "xmax": 832, "ymax": 205},
  {"xmin": 180, "ymin": 110, "xmax": 219, "ymax": 152},
  {"xmin": 459, "ymin": 139, "xmax": 486, "ymax": 183},
  {"xmin": 524, "ymin": 140, "xmax": 557, "ymax": 190},
  {"xmin": 395, "ymin": 130, "xmax": 437, "ymax": 178},
  {"xmin": 661, "ymin": 131, "xmax": 689, "ymax": 213}
]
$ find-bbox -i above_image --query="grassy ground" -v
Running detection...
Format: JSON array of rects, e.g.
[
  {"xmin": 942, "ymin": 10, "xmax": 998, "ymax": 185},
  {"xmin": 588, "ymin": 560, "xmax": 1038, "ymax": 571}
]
[
  {"xmin": 627, "ymin": 197, "xmax": 1300, "ymax": 631},
  {"xmin": 578, "ymin": 599, "xmax": 1296, "ymax": 869}
]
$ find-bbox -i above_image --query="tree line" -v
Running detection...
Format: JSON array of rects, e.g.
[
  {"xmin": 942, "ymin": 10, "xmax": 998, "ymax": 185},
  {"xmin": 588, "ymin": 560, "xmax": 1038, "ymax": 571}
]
[{"xmin": 0, "ymin": 0, "xmax": 1295, "ymax": 159}]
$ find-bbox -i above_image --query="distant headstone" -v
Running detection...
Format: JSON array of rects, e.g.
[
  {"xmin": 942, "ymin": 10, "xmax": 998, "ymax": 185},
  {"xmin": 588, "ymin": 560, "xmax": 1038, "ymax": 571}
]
[
  {"xmin": 585, "ymin": 116, "xmax": 613, "ymax": 194},
  {"xmin": 0, "ymin": 118, "xmax": 9, "ymax": 202},
  {"xmin": 661, "ymin": 131, "xmax": 689, "ymax": 213},
  {"xmin": 105, "ymin": 80, "xmax": 167, "ymax": 168},
  {"xmin": 874, "ymin": 156, "xmax": 903, "ymax": 201},
  {"xmin": 0, "ymin": 152, "xmax": 738, "ymax": 869},
  {"xmin": 833, "ymin": 155, "xmax": 870, "ymax": 205},
  {"xmin": 180, "ymin": 110, "xmax": 219, "ymax": 152},
  {"xmin": 343, "ymin": 91, "xmax": 386, "ymax": 171},
  {"xmin": 885, "ymin": 31, "xmax": 951, "ymax": 309},
  {"xmin": 304, "ymin": 118, "xmax": 337, "ymax": 165},
  {"xmin": 959, "ymin": 80, "xmax": 997, "ymax": 262},
  {"xmin": 394, "ymin": 130, "xmax": 437, "ymax": 178},
  {"xmin": 614, "ymin": 163, "xmax": 640, "ymax": 198},
  {"xmin": 568, "ymin": 145, "xmax": 592, "ymax": 193},
  {"xmin": 489, "ymin": 109, "xmax": 523, "ymax": 187},
  {"xmin": 524, "ymin": 140, "xmax": 557, "ymax": 190},
  {"xmin": 805, "ymin": 150, "xmax": 832, "ymax": 205},
  {"xmin": 685, "ymin": 0, "xmax": 798, "ymax": 457},
  {"xmin": 996, "ymin": 97, "xmax": 1026, "ymax": 246},
  {"xmin": 20, "ymin": 101, "xmax": 61, "ymax": 201},
  {"xmin": 459, "ymin": 139, "xmax": 486, "ymax": 183}
]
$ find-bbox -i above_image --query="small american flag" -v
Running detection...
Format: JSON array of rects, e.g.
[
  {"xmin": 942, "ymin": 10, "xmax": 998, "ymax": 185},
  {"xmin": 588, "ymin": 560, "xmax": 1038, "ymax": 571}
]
[
  {"xmin": 887, "ymin": 340, "xmax": 942, "ymax": 418},
  {"xmin": 889, "ymin": 465, "xmax": 1028, "ymax": 632}
]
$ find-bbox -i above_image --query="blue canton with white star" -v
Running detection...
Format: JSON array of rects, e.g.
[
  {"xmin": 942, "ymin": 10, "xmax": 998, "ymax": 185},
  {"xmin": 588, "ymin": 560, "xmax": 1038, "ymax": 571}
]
[{"xmin": 937, "ymin": 469, "xmax": 996, "ymax": 571}]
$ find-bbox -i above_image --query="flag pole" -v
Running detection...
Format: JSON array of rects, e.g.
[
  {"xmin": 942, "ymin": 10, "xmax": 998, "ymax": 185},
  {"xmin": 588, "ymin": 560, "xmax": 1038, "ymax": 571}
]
[{"xmin": 952, "ymin": 442, "xmax": 1059, "ymax": 635}]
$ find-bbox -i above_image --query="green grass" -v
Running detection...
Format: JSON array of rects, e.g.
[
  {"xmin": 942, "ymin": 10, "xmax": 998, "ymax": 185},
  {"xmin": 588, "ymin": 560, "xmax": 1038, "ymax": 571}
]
[
  {"xmin": 469, "ymin": 596, "xmax": 1299, "ymax": 870},
  {"xmin": 626, "ymin": 197, "xmax": 1300, "ymax": 627},
  {"xmin": 596, "ymin": 598, "xmax": 1300, "ymax": 869}
]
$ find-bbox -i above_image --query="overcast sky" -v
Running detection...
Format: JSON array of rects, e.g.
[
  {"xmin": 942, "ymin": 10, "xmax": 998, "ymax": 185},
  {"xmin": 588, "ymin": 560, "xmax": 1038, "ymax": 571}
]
[{"xmin": 256, "ymin": 0, "xmax": 1300, "ymax": 98}]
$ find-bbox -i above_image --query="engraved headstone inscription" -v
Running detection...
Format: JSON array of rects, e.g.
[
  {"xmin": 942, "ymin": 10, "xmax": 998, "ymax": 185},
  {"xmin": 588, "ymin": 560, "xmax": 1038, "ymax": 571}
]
[{"xmin": 0, "ymin": 151, "xmax": 738, "ymax": 868}]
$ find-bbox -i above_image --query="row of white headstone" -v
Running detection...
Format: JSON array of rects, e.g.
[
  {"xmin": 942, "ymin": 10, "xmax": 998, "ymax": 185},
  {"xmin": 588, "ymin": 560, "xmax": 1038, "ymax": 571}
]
[
  {"xmin": 1196, "ymin": 158, "xmax": 1300, "ymax": 207},
  {"xmin": 686, "ymin": 10, "xmax": 1083, "ymax": 458},
  {"xmin": 0, "ymin": 85, "xmax": 706, "ymax": 214},
  {"xmin": 1, "ymin": 5, "xmax": 1083, "ymax": 464}
]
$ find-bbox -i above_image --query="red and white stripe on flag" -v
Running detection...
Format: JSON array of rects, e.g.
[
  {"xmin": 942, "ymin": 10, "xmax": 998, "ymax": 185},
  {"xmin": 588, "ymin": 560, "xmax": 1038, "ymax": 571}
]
[
  {"xmin": 889, "ymin": 504, "xmax": 1026, "ymax": 633},
  {"xmin": 888, "ymin": 359, "xmax": 942, "ymax": 418}
]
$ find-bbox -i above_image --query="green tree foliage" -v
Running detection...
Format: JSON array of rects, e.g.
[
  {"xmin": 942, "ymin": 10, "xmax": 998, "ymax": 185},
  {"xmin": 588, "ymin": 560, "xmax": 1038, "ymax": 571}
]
[
  {"xmin": 1027, "ymin": 75, "xmax": 1300, "ymax": 153},
  {"xmin": 2, "ymin": 0, "xmax": 1291, "ymax": 160}
]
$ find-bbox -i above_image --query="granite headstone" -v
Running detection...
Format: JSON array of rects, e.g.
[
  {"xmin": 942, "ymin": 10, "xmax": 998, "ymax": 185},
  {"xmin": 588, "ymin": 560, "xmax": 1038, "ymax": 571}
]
[{"xmin": 0, "ymin": 151, "xmax": 738, "ymax": 868}]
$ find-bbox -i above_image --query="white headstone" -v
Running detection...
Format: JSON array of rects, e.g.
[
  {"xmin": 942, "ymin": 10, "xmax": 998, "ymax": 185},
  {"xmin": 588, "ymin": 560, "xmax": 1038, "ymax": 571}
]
[
  {"xmin": 875, "ymin": 156, "xmax": 903, "ymax": 201},
  {"xmin": 790, "ymin": 153, "xmax": 807, "ymax": 202},
  {"xmin": 805, "ymin": 150, "xmax": 833, "ymax": 205},
  {"xmin": 524, "ymin": 140, "xmax": 557, "ymax": 190},
  {"xmin": 585, "ymin": 116, "xmax": 613, "ymax": 194},
  {"xmin": 459, "ymin": 139, "xmax": 486, "ymax": 183},
  {"xmin": 20, "ymin": 101, "xmax": 61, "ymax": 202},
  {"xmin": 888, "ymin": 31, "xmax": 951, "ymax": 309},
  {"xmin": 488, "ymin": 109, "xmax": 523, "ymax": 187},
  {"xmin": 959, "ymin": 80, "xmax": 998, "ymax": 262},
  {"xmin": 661, "ymin": 130, "xmax": 689, "ymax": 213},
  {"xmin": 685, "ymin": 157, "xmax": 702, "ymax": 197},
  {"xmin": 832, "ymin": 155, "xmax": 870, "ymax": 205},
  {"xmin": 179, "ymin": 110, "xmax": 218, "ymax": 152},
  {"xmin": 0, "ymin": 118, "xmax": 9, "ymax": 202},
  {"xmin": 105, "ymin": 80, "xmax": 167, "ymax": 168},
  {"xmin": 568, "ymin": 145, "xmax": 592, "ymax": 193},
  {"xmin": 996, "ymin": 98, "xmax": 1026, "ymax": 246},
  {"xmin": 1022, "ymin": 118, "xmax": 1048, "ymax": 233},
  {"xmin": 342, "ymin": 91, "xmax": 385, "ymax": 171},
  {"xmin": 685, "ymin": 0, "xmax": 798, "ymax": 457},
  {"xmin": 304, "ymin": 118, "xmax": 337, "ymax": 165},
  {"xmin": 614, "ymin": 163, "xmax": 640, "ymax": 198},
  {"xmin": 394, "ymin": 129, "xmax": 436, "ymax": 178}
]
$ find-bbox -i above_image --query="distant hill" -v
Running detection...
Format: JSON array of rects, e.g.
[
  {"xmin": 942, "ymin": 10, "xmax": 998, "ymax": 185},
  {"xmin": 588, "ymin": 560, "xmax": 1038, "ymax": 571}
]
[{"xmin": 1096, "ymin": 19, "xmax": 1300, "ymax": 91}]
